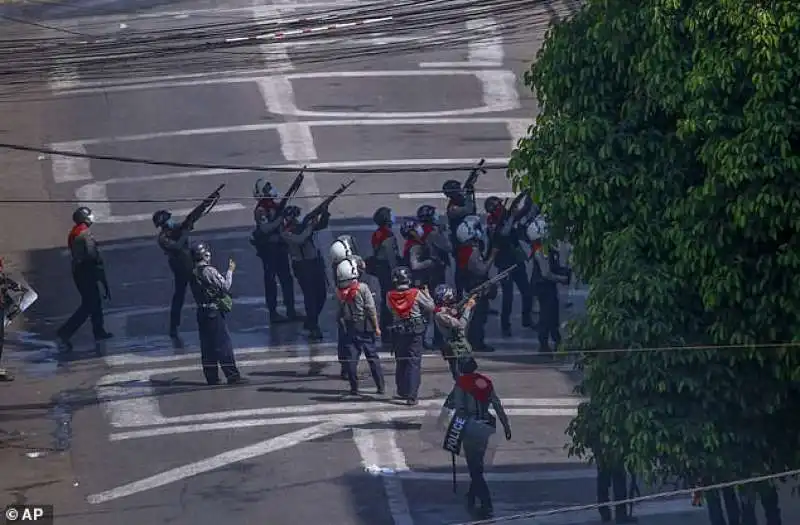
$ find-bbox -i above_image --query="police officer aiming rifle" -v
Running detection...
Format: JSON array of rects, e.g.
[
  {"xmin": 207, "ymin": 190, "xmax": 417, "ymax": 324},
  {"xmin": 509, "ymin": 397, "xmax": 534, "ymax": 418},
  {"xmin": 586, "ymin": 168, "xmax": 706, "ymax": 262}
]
[{"xmin": 153, "ymin": 183, "xmax": 225, "ymax": 345}]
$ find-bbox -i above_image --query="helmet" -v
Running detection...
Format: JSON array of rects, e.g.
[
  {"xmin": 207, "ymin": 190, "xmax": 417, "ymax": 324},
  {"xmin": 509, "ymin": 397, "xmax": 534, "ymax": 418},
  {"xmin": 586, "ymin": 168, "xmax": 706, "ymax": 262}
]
[
  {"xmin": 442, "ymin": 180, "xmax": 462, "ymax": 198},
  {"xmin": 190, "ymin": 241, "xmax": 212, "ymax": 263},
  {"xmin": 335, "ymin": 258, "xmax": 360, "ymax": 288},
  {"xmin": 526, "ymin": 216, "xmax": 548, "ymax": 242},
  {"xmin": 72, "ymin": 206, "xmax": 94, "ymax": 226},
  {"xmin": 433, "ymin": 284, "xmax": 457, "ymax": 306},
  {"xmin": 416, "ymin": 204, "xmax": 437, "ymax": 223},
  {"xmin": 484, "ymin": 196, "xmax": 504, "ymax": 214},
  {"xmin": 329, "ymin": 235, "xmax": 359, "ymax": 265},
  {"xmin": 152, "ymin": 209, "xmax": 172, "ymax": 228},
  {"xmin": 399, "ymin": 219, "xmax": 422, "ymax": 239},
  {"xmin": 391, "ymin": 266, "xmax": 412, "ymax": 289},
  {"xmin": 455, "ymin": 215, "xmax": 483, "ymax": 244},
  {"xmin": 253, "ymin": 178, "xmax": 278, "ymax": 199},
  {"xmin": 373, "ymin": 206, "xmax": 393, "ymax": 226},
  {"xmin": 283, "ymin": 205, "xmax": 301, "ymax": 220}
]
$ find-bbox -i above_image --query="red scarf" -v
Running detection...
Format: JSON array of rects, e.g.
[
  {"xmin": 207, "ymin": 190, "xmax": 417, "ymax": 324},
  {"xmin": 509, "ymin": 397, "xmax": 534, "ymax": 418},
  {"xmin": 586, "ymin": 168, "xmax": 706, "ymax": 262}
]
[
  {"xmin": 371, "ymin": 226, "xmax": 392, "ymax": 249},
  {"xmin": 387, "ymin": 289, "xmax": 419, "ymax": 318},
  {"xmin": 529, "ymin": 241, "xmax": 543, "ymax": 258},
  {"xmin": 421, "ymin": 224, "xmax": 435, "ymax": 242},
  {"xmin": 68, "ymin": 223, "xmax": 89, "ymax": 249},
  {"xmin": 403, "ymin": 238, "xmax": 422, "ymax": 259},
  {"xmin": 456, "ymin": 245, "xmax": 473, "ymax": 269},
  {"xmin": 256, "ymin": 198, "xmax": 278, "ymax": 210},
  {"xmin": 336, "ymin": 281, "xmax": 360, "ymax": 302},
  {"xmin": 457, "ymin": 372, "xmax": 493, "ymax": 403}
]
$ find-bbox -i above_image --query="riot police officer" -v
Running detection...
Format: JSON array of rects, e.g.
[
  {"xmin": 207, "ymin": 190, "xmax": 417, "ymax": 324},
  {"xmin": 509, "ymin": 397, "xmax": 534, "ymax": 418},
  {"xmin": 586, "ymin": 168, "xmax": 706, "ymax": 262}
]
[
  {"xmin": 399, "ymin": 218, "xmax": 436, "ymax": 287},
  {"xmin": 152, "ymin": 209, "xmax": 193, "ymax": 344},
  {"xmin": 369, "ymin": 207, "xmax": 400, "ymax": 342},
  {"xmin": 433, "ymin": 284, "xmax": 476, "ymax": 380},
  {"xmin": 281, "ymin": 205, "xmax": 329, "ymax": 341},
  {"xmin": 455, "ymin": 216, "xmax": 497, "ymax": 352},
  {"xmin": 56, "ymin": 207, "xmax": 113, "ymax": 351},
  {"xmin": 442, "ymin": 180, "xmax": 476, "ymax": 295},
  {"xmin": 386, "ymin": 266, "xmax": 435, "ymax": 405},
  {"xmin": 526, "ymin": 217, "xmax": 569, "ymax": 353},
  {"xmin": 484, "ymin": 196, "xmax": 533, "ymax": 336},
  {"xmin": 334, "ymin": 258, "xmax": 384, "ymax": 396},
  {"xmin": 417, "ymin": 205, "xmax": 452, "ymax": 349},
  {"xmin": 330, "ymin": 235, "xmax": 366, "ymax": 380},
  {"xmin": 188, "ymin": 242, "xmax": 246, "ymax": 385},
  {"xmin": 251, "ymin": 179, "xmax": 299, "ymax": 324}
]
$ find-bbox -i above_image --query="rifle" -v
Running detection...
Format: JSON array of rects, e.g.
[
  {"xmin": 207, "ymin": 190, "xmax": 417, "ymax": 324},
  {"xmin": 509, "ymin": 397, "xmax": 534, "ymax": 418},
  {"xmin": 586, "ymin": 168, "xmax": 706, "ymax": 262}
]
[
  {"xmin": 463, "ymin": 159, "xmax": 486, "ymax": 210},
  {"xmin": 455, "ymin": 263, "xmax": 518, "ymax": 310},
  {"xmin": 180, "ymin": 183, "xmax": 225, "ymax": 232},
  {"xmin": 301, "ymin": 179, "xmax": 355, "ymax": 226},
  {"xmin": 277, "ymin": 168, "xmax": 305, "ymax": 214}
]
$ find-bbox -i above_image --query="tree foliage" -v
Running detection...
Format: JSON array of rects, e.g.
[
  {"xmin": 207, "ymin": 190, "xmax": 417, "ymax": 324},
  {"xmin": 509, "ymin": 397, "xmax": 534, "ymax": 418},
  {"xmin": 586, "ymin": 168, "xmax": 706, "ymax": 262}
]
[{"xmin": 509, "ymin": 0, "xmax": 800, "ymax": 487}]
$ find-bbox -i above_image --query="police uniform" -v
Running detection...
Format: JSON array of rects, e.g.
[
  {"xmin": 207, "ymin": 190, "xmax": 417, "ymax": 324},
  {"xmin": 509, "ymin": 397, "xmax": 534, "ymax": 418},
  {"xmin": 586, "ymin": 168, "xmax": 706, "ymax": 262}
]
[
  {"xmin": 386, "ymin": 269, "xmax": 434, "ymax": 404},
  {"xmin": 433, "ymin": 302, "xmax": 475, "ymax": 380},
  {"xmin": 335, "ymin": 271, "xmax": 385, "ymax": 396},
  {"xmin": 446, "ymin": 196, "xmax": 475, "ymax": 296},
  {"xmin": 527, "ymin": 218, "xmax": 569, "ymax": 353},
  {"xmin": 56, "ymin": 208, "xmax": 113, "ymax": 350},
  {"xmin": 189, "ymin": 245, "xmax": 245, "ymax": 385},
  {"xmin": 455, "ymin": 235, "xmax": 494, "ymax": 352},
  {"xmin": 252, "ymin": 197, "xmax": 297, "ymax": 323},
  {"xmin": 330, "ymin": 236, "xmax": 366, "ymax": 380},
  {"xmin": 441, "ymin": 358, "xmax": 511, "ymax": 519},
  {"xmin": 370, "ymin": 209, "xmax": 400, "ymax": 338},
  {"xmin": 155, "ymin": 216, "xmax": 193, "ymax": 338},
  {"xmin": 485, "ymin": 199, "xmax": 533, "ymax": 335},
  {"xmin": 281, "ymin": 209, "xmax": 329, "ymax": 340}
]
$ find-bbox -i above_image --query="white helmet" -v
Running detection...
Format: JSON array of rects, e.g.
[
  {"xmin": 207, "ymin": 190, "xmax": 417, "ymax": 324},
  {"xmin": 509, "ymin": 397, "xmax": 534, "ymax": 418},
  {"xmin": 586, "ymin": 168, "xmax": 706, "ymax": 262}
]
[
  {"xmin": 455, "ymin": 215, "xmax": 483, "ymax": 244},
  {"xmin": 253, "ymin": 178, "xmax": 278, "ymax": 199},
  {"xmin": 335, "ymin": 258, "xmax": 359, "ymax": 288},
  {"xmin": 329, "ymin": 235, "xmax": 358, "ymax": 265},
  {"xmin": 526, "ymin": 216, "xmax": 548, "ymax": 242}
]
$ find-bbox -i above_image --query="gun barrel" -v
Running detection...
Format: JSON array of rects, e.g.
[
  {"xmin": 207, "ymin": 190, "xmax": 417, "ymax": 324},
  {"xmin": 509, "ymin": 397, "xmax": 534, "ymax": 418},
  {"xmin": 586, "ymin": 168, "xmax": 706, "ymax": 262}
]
[{"xmin": 213, "ymin": 183, "xmax": 226, "ymax": 194}]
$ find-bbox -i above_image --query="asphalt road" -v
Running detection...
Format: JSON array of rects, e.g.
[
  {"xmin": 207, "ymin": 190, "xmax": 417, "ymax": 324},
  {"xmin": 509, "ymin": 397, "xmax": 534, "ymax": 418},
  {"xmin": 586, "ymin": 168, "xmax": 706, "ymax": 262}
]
[{"xmin": 2, "ymin": 1, "xmax": 709, "ymax": 524}]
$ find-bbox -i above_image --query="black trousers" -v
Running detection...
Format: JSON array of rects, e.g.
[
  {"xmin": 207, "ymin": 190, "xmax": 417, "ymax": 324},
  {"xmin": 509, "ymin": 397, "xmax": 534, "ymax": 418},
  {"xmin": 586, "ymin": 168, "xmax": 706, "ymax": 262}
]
[
  {"xmin": 393, "ymin": 332, "xmax": 423, "ymax": 399},
  {"xmin": 258, "ymin": 245, "xmax": 295, "ymax": 314},
  {"xmin": 466, "ymin": 295, "xmax": 489, "ymax": 349},
  {"xmin": 597, "ymin": 465, "xmax": 629, "ymax": 521},
  {"xmin": 497, "ymin": 260, "xmax": 532, "ymax": 328},
  {"xmin": 197, "ymin": 308, "xmax": 240, "ymax": 384},
  {"xmin": 58, "ymin": 267, "xmax": 105, "ymax": 341},
  {"xmin": 293, "ymin": 257, "xmax": 326, "ymax": 328},
  {"xmin": 374, "ymin": 263, "xmax": 393, "ymax": 333},
  {"xmin": 534, "ymin": 282, "xmax": 561, "ymax": 352},
  {"xmin": 343, "ymin": 325, "xmax": 384, "ymax": 392},
  {"xmin": 168, "ymin": 257, "xmax": 191, "ymax": 332}
]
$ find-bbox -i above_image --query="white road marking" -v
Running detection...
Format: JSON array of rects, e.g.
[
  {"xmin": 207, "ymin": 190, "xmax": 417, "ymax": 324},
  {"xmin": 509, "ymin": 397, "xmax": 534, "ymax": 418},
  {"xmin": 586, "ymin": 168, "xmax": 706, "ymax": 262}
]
[
  {"xmin": 252, "ymin": 5, "xmax": 293, "ymax": 70},
  {"xmin": 475, "ymin": 70, "xmax": 519, "ymax": 113},
  {"xmin": 507, "ymin": 119, "xmax": 533, "ymax": 150},
  {"xmin": 399, "ymin": 192, "xmax": 515, "ymax": 199},
  {"xmin": 419, "ymin": 17, "xmax": 503, "ymax": 68},
  {"xmin": 354, "ymin": 419, "xmax": 414, "ymax": 525},
  {"xmin": 86, "ymin": 422, "xmax": 344, "ymax": 504},
  {"xmin": 74, "ymin": 117, "xmax": 534, "ymax": 145},
  {"xmin": 256, "ymin": 77, "xmax": 318, "ymax": 161},
  {"xmin": 103, "ymin": 203, "xmax": 245, "ymax": 224},
  {"xmin": 110, "ymin": 408, "xmax": 579, "ymax": 440},
  {"xmin": 50, "ymin": 142, "xmax": 93, "ymax": 183},
  {"xmin": 49, "ymin": 64, "xmax": 80, "ymax": 91}
]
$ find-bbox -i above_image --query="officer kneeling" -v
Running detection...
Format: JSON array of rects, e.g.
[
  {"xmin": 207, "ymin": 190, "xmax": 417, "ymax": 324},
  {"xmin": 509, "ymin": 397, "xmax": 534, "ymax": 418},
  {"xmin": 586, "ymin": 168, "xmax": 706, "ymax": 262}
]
[
  {"xmin": 188, "ymin": 242, "xmax": 247, "ymax": 385},
  {"xmin": 334, "ymin": 257, "xmax": 385, "ymax": 396}
]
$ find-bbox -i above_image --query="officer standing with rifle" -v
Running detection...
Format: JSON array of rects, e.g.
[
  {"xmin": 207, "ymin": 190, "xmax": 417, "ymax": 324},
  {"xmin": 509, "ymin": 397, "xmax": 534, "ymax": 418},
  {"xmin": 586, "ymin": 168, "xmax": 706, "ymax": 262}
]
[
  {"xmin": 455, "ymin": 216, "xmax": 497, "ymax": 352},
  {"xmin": 386, "ymin": 267, "xmax": 435, "ymax": 405},
  {"xmin": 281, "ymin": 180, "xmax": 354, "ymax": 341},
  {"xmin": 251, "ymin": 172, "xmax": 304, "ymax": 324},
  {"xmin": 442, "ymin": 160, "xmax": 484, "ymax": 295},
  {"xmin": 188, "ymin": 241, "xmax": 246, "ymax": 385},
  {"xmin": 56, "ymin": 207, "xmax": 113, "ymax": 351},
  {"xmin": 152, "ymin": 183, "xmax": 225, "ymax": 346},
  {"xmin": 417, "ymin": 205, "xmax": 452, "ymax": 349},
  {"xmin": 368, "ymin": 206, "xmax": 400, "ymax": 344},
  {"xmin": 433, "ymin": 284, "xmax": 476, "ymax": 380}
]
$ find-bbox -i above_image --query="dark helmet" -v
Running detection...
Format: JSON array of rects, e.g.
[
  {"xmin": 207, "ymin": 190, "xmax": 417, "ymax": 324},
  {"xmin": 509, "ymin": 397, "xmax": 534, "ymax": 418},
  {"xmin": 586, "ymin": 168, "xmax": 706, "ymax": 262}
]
[
  {"xmin": 391, "ymin": 266, "xmax": 412, "ymax": 288},
  {"xmin": 399, "ymin": 218, "xmax": 420, "ymax": 240},
  {"xmin": 283, "ymin": 205, "xmax": 301, "ymax": 220},
  {"xmin": 416, "ymin": 204, "xmax": 437, "ymax": 223},
  {"xmin": 433, "ymin": 284, "xmax": 457, "ymax": 306},
  {"xmin": 152, "ymin": 209, "xmax": 172, "ymax": 228},
  {"xmin": 484, "ymin": 196, "xmax": 504, "ymax": 215},
  {"xmin": 72, "ymin": 206, "xmax": 94, "ymax": 225},
  {"xmin": 190, "ymin": 241, "xmax": 211, "ymax": 263},
  {"xmin": 373, "ymin": 206, "xmax": 393, "ymax": 226},
  {"xmin": 442, "ymin": 180, "xmax": 462, "ymax": 198}
]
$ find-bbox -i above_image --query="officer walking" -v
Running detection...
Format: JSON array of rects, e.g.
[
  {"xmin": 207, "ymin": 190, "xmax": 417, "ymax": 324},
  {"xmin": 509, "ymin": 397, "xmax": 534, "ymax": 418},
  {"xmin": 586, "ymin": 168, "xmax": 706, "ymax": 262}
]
[
  {"xmin": 369, "ymin": 207, "xmax": 400, "ymax": 343},
  {"xmin": 188, "ymin": 242, "xmax": 246, "ymax": 385},
  {"xmin": 251, "ymin": 179, "xmax": 299, "ymax": 324},
  {"xmin": 526, "ymin": 217, "xmax": 570, "ymax": 353},
  {"xmin": 0, "ymin": 258, "xmax": 23, "ymax": 381},
  {"xmin": 455, "ymin": 216, "xmax": 497, "ymax": 352},
  {"xmin": 281, "ymin": 205, "xmax": 329, "ymax": 341},
  {"xmin": 56, "ymin": 207, "xmax": 113, "ymax": 351},
  {"xmin": 484, "ymin": 197, "xmax": 533, "ymax": 336},
  {"xmin": 330, "ymin": 235, "xmax": 366, "ymax": 380},
  {"xmin": 386, "ymin": 267, "xmax": 435, "ymax": 405},
  {"xmin": 334, "ymin": 258, "xmax": 385, "ymax": 396},
  {"xmin": 439, "ymin": 357, "xmax": 512, "ymax": 519},
  {"xmin": 433, "ymin": 284, "xmax": 476, "ymax": 380},
  {"xmin": 442, "ymin": 180, "xmax": 476, "ymax": 295},
  {"xmin": 152, "ymin": 209, "xmax": 193, "ymax": 345}
]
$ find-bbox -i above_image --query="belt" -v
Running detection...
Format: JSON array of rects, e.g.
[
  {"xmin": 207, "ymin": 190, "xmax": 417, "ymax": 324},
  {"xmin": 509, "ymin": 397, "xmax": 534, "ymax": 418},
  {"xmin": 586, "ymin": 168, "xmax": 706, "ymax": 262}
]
[{"xmin": 198, "ymin": 303, "xmax": 218, "ymax": 310}]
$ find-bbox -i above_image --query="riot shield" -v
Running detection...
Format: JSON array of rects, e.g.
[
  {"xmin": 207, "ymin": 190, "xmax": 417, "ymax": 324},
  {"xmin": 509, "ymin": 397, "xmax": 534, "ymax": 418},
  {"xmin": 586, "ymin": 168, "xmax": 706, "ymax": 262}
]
[
  {"xmin": 419, "ymin": 398, "xmax": 500, "ymax": 468},
  {"xmin": 4, "ymin": 275, "xmax": 37, "ymax": 327}
]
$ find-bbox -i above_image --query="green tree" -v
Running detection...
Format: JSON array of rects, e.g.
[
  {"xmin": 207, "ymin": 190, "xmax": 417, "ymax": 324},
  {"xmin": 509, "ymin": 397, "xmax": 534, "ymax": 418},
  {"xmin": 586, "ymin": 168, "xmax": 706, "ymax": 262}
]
[{"xmin": 508, "ymin": 0, "xmax": 800, "ymax": 514}]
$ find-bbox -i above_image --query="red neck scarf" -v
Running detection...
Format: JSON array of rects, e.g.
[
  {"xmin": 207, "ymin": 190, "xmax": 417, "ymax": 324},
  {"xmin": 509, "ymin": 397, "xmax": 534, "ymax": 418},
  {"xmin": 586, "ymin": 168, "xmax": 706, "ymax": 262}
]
[
  {"xmin": 456, "ymin": 245, "xmax": 473, "ymax": 269},
  {"xmin": 336, "ymin": 281, "xmax": 360, "ymax": 302},
  {"xmin": 68, "ymin": 223, "xmax": 89, "ymax": 249},
  {"xmin": 387, "ymin": 288, "xmax": 419, "ymax": 318},
  {"xmin": 403, "ymin": 238, "xmax": 422, "ymax": 259},
  {"xmin": 529, "ymin": 241, "xmax": 543, "ymax": 258},
  {"xmin": 457, "ymin": 372, "xmax": 493, "ymax": 403},
  {"xmin": 421, "ymin": 224, "xmax": 435, "ymax": 241},
  {"xmin": 256, "ymin": 198, "xmax": 277, "ymax": 210},
  {"xmin": 371, "ymin": 226, "xmax": 392, "ymax": 249}
]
